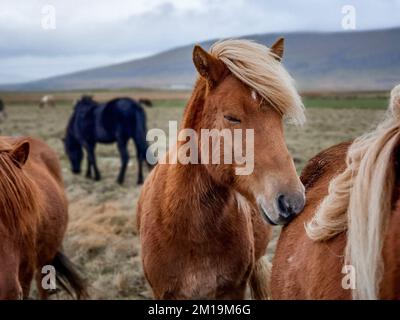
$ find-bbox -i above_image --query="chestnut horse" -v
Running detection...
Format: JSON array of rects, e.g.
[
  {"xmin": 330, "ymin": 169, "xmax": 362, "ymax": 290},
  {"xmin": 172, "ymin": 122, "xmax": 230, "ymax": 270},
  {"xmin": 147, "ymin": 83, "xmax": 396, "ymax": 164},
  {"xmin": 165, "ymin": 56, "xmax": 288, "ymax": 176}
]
[
  {"xmin": 137, "ymin": 39, "xmax": 306, "ymax": 299},
  {"xmin": 271, "ymin": 84, "xmax": 400, "ymax": 299},
  {"xmin": 0, "ymin": 136, "xmax": 87, "ymax": 299}
]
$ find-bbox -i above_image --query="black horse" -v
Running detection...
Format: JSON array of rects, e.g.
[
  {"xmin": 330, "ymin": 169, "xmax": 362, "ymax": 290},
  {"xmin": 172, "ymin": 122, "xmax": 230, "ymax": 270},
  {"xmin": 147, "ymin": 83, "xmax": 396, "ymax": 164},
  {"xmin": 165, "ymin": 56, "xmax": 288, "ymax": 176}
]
[{"xmin": 64, "ymin": 96, "xmax": 150, "ymax": 185}]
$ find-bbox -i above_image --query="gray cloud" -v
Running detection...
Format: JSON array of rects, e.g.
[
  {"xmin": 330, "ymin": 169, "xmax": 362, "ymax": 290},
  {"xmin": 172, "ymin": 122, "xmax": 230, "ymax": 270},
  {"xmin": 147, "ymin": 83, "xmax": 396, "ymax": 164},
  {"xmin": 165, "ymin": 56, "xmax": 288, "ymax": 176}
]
[{"xmin": 1, "ymin": 0, "xmax": 399, "ymax": 84}]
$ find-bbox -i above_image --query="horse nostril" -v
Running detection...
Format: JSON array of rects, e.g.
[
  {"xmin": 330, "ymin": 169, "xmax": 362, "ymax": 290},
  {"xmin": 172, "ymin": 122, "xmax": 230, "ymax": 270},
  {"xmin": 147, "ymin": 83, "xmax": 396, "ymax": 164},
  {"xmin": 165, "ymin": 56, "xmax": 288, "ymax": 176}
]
[
  {"xmin": 277, "ymin": 194, "xmax": 292, "ymax": 219},
  {"xmin": 277, "ymin": 193, "xmax": 305, "ymax": 219}
]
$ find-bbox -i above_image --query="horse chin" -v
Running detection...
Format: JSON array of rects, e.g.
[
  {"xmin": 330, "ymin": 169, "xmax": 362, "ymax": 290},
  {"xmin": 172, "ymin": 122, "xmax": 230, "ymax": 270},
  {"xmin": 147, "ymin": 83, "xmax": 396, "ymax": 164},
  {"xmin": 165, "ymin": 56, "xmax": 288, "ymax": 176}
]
[{"xmin": 259, "ymin": 202, "xmax": 281, "ymax": 226}]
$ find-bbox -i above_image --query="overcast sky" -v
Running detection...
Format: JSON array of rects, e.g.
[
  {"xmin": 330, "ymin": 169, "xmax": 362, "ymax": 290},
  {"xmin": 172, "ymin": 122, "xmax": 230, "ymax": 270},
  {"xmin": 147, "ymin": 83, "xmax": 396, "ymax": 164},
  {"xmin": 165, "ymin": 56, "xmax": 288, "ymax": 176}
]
[{"xmin": 0, "ymin": 0, "xmax": 399, "ymax": 84}]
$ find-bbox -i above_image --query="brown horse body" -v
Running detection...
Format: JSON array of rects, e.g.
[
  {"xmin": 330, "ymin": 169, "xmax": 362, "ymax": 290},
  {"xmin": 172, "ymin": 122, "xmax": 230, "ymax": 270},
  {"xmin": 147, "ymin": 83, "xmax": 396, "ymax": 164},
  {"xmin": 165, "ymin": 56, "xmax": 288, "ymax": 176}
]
[
  {"xmin": 272, "ymin": 141, "xmax": 400, "ymax": 299},
  {"xmin": 138, "ymin": 158, "xmax": 271, "ymax": 299},
  {"xmin": 271, "ymin": 142, "xmax": 352, "ymax": 299},
  {"xmin": 0, "ymin": 136, "xmax": 86, "ymax": 299},
  {"xmin": 137, "ymin": 39, "xmax": 306, "ymax": 299}
]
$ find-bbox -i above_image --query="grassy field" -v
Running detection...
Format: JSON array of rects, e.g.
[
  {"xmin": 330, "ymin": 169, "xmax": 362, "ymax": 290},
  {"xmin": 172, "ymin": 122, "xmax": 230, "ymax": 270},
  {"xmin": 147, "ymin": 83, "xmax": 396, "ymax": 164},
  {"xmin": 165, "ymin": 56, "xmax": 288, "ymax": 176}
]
[
  {"xmin": 0, "ymin": 90, "xmax": 390, "ymax": 299},
  {"xmin": 140, "ymin": 95, "xmax": 390, "ymax": 110}
]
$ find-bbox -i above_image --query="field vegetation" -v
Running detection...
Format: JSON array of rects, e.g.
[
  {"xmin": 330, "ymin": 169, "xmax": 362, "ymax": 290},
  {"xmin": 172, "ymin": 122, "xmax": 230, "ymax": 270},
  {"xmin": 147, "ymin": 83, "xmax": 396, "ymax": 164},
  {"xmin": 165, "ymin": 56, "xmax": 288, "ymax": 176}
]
[{"xmin": 0, "ymin": 89, "xmax": 389, "ymax": 299}]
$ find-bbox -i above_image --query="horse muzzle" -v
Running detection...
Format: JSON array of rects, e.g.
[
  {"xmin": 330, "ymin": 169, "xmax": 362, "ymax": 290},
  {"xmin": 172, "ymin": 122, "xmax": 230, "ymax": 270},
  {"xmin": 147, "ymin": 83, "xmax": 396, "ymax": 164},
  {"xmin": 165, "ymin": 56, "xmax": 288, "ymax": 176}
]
[{"xmin": 258, "ymin": 192, "xmax": 305, "ymax": 226}]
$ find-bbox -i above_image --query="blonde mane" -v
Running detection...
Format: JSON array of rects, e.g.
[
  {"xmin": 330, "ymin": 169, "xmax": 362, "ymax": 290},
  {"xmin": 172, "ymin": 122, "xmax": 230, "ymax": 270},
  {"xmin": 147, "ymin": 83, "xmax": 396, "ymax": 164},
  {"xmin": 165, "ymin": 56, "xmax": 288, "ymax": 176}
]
[
  {"xmin": 306, "ymin": 84, "xmax": 400, "ymax": 299},
  {"xmin": 210, "ymin": 39, "xmax": 305, "ymax": 125}
]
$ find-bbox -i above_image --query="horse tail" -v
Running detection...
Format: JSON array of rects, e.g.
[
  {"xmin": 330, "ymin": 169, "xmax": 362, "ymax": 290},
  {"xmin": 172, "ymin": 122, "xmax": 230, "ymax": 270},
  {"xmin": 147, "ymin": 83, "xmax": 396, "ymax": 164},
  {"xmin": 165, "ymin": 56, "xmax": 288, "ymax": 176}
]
[
  {"xmin": 52, "ymin": 251, "xmax": 89, "ymax": 300},
  {"xmin": 249, "ymin": 256, "xmax": 271, "ymax": 300},
  {"xmin": 306, "ymin": 84, "xmax": 400, "ymax": 299},
  {"xmin": 131, "ymin": 103, "xmax": 150, "ymax": 161}
]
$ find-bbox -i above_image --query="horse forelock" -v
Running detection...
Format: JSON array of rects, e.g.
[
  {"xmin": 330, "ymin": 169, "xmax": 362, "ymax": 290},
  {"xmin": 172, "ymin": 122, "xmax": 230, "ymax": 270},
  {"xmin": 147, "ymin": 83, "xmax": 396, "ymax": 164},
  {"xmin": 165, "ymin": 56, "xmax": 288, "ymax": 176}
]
[
  {"xmin": 209, "ymin": 39, "xmax": 305, "ymax": 125},
  {"xmin": 0, "ymin": 151, "xmax": 40, "ymax": 250}
]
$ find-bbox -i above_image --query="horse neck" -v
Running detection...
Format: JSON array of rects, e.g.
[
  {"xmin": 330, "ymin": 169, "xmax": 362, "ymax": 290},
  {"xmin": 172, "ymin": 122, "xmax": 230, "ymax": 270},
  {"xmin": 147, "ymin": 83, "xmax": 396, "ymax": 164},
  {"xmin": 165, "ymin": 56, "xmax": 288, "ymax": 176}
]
[
  {"xmin": 66, "ymin": 111, "xmax": 83, "ymax": 143},
  {"xmin": 166, "ymin": 164, "xmax": 231, "ymax": 240},
  {"xmin": 181, "ymin": 79, "xmax": 207, "ymax": 131},
  {"xmin": 164, "ymin": 80, "xmax": 232, "ymax": 239},
  {"xmin": 66, "ymin": 110, "xmax": 77, "ymax": 134}
]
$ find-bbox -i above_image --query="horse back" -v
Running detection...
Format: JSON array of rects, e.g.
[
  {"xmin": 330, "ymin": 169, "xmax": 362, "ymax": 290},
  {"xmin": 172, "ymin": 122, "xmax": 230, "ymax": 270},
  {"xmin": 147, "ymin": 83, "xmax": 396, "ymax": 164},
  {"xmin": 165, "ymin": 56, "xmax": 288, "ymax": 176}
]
[
  {"xmin": 300, "ymin": 141, "xmax": 352, "ymax": 189},
  {"xmin": 96, "ymin": 98, "xmax": 145, "ymax": 142}
]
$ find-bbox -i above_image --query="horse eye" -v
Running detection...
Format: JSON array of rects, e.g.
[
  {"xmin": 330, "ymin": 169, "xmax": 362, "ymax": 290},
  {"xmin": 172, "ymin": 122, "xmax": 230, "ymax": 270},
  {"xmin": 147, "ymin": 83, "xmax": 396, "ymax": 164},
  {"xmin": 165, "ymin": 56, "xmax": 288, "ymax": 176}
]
[{"xmin": 224, "ymin": 115, "xmax": 241, "ymax": 124}]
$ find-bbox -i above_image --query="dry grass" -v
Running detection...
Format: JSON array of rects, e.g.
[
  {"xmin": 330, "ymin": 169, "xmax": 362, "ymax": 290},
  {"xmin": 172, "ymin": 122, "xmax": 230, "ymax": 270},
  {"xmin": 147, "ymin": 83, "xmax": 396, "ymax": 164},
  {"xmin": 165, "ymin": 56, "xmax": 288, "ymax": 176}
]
[{"xmin": 0, "ymin": 94, "xmax": 385, "ymax": 299}]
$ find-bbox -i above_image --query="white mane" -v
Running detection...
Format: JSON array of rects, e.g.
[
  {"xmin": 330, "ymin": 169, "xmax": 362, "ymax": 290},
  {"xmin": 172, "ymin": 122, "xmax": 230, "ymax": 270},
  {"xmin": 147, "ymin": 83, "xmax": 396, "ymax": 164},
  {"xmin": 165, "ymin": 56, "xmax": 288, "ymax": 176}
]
[{"xmin": 210, "ymin": 39, "xmax": 305, "ymax": 125}]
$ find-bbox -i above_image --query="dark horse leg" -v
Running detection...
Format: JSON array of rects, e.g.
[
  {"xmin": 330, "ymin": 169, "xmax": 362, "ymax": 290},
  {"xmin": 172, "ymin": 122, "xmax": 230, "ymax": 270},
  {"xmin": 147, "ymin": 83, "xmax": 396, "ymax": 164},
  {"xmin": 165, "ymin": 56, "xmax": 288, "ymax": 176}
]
[
  {"xmin": 85, "ymin": 142, "xmax": 101, "ymax": 181},
  {"xmin": 85, "ymin": 158, "xmax": 92, "ymax": 178},
  {"xmin": 132, "ymin": 137, "xmax": 145, "ymax": 185},
  {"xmin": 116, "ymin": 136, "xmax": 129, "ymax": 185}
]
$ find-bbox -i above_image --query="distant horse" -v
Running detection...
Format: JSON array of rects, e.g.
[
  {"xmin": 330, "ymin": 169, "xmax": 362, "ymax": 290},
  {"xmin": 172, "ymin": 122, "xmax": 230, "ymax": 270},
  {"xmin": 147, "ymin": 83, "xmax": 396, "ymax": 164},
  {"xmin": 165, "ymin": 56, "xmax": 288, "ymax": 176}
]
[
  {"xmin": 0, "ymin": 99, "xmax": 6, "ymax": 123},
  {"xmin": 138, "ymin": 98, "xmax": 153, "ymax": 107},
  {"xmin": 137, "ymin": 39, "xmax": 306, "ymax": 299},
  {"xmin": 0, "ymin": 136, "xmax": 87, "ymax": 299},
  {"xmin": 64, "ymin": 96, "xmax": 150, "ymax": 185},
  {"xmin": 39, "ymin": 95, "xmax": 56, "ymax": 108},
  {"xmin": 272, "ymin": 85, "xmax": 400, "ymax": 299}
]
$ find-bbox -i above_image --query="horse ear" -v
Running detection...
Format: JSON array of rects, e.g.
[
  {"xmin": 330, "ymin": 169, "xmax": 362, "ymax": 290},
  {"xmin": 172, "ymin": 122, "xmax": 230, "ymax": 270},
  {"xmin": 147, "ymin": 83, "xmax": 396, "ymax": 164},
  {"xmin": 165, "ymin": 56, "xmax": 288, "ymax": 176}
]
[
  {"xmin": 11, "ymin": 141, "xmax": 30, "ymax": 167},
  {"xmin": 193, "ymin": 45, "xmax": 226, "ymax": 87},
  {"xmin": 270, "ymin": 37, "xmax": 285, "ymax": 61}
]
